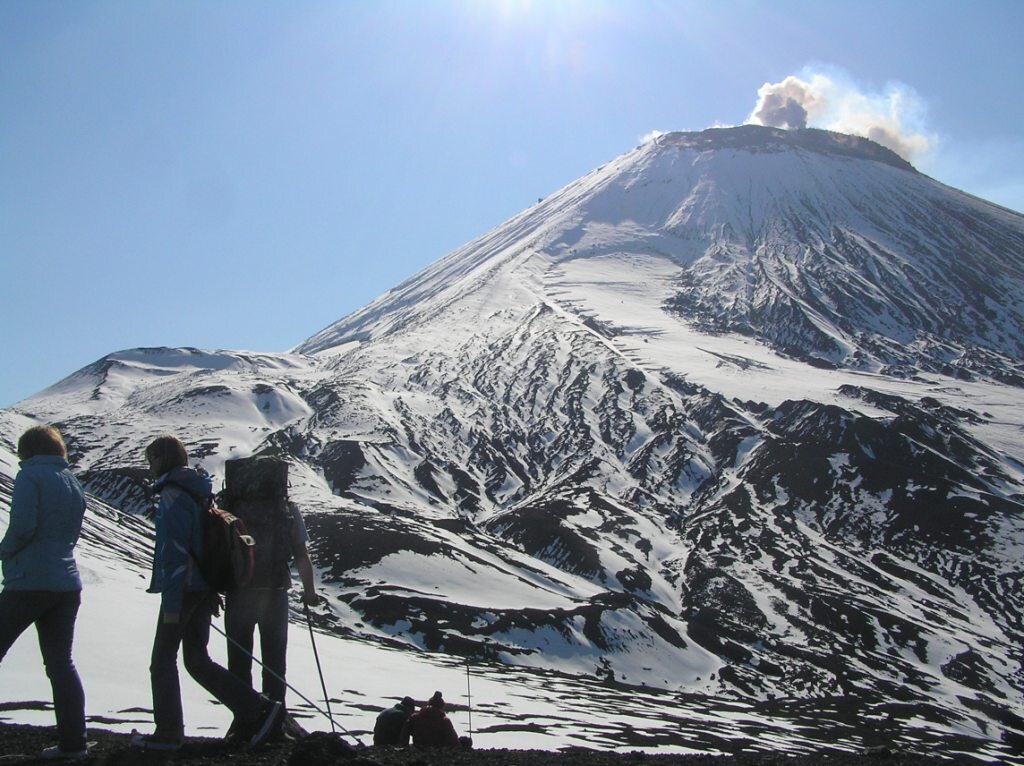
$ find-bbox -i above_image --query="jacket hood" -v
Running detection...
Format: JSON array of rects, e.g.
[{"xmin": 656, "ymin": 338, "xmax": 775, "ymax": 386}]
[
  {"xmin": 153, "ymin": 466, "xmax": 213, "ymax": 498},
  {"xmin": 19, "ymin": 455, "xmax": 70, "ymax": 469}
]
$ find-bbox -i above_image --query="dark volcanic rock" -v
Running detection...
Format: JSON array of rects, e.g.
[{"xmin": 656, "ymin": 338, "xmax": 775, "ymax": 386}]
[{"xmin": 0, "ymin": 721, "xmax": 983, "ymax": 766}]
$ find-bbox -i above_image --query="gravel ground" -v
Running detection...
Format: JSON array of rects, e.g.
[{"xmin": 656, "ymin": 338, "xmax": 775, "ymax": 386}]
[{"xmin": 0, "ymin": 722, "xmax": 981, "ymax": 766}]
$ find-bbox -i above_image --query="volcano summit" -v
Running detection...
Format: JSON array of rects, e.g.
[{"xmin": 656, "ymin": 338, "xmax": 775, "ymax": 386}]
[{"xmin": 3, "ymin": 126, "xmax": 1023, "ymax": 759}]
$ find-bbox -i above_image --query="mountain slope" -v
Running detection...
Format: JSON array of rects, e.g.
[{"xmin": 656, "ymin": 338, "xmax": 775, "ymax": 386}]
[
  {"xmin": 5, "ymin": 127, "xmax": 1024, "ymax": 758},
  {"xmin": 300, "ymin": 126, "xmax": 1024, "ymax": 381}
]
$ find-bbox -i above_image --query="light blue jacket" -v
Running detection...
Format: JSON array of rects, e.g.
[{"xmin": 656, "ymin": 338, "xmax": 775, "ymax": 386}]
[
  {"xmin": 147, "ymin": 466, "xmax": 211, "ymax": 614},
  {"xmin": 0, "ymin": 455, "xmax": 86, "ymax": 591}
]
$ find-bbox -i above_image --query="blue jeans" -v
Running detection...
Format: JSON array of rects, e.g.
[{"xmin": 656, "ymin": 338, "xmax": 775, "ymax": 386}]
[
  {"xmin": 150, "ymin": 590, "xmax": 263, "ymax": 740},
  {"xmin": 225, "ymin": 588, "xmax": 289, "ymax": 704},
  {"xmin": 0, "ymin": 589, "xmax": 87, "ymax": 752}
]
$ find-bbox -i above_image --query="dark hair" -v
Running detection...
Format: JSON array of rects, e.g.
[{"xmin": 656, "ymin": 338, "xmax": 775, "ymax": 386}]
[
  {"xmin": 17, "ymin": 425, "xmax": 68, "ymax": 460},
  {"xmin": 145, "ymin": 435, "xmax": 188, "ymax": 477}
]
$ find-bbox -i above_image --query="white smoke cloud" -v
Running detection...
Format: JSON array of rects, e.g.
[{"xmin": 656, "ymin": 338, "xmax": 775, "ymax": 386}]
[
  {"xmin": 639, "ymin": 129, "xmax": 667, "ymax": 144},
  {"xmin": 747, "ymin": 69, "xmax": 935, "ymax": 162}
]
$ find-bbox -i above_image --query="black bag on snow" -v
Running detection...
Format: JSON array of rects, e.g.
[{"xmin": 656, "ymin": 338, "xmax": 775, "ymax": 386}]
[{"xmin": 220, "ymin": 456, "xmax": 294, "ymax": 590}]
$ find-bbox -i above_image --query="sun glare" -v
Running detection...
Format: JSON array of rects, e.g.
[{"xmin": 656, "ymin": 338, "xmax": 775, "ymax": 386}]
[
  {"xmin": 493, "ymin": 0, "xmax": 537, "ymax": 22},
  {"xmin": 459, "ymin": 0, "xmax": 615, "ymax": 79},
  {"xmin": 477, "ymin": 0, "xmax": 610, "ymax": 29}
]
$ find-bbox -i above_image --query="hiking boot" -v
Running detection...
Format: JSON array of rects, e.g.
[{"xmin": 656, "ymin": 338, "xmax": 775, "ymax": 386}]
[
  {"xmin": 249, "ymin": 698, "xmax": 284, "ymax": 747},
  {"xmin": 279, "ymin": 712, "xmax": 308, "ymax": 742},
  {"xmin": 129, "ymin": 731, "xmax": 184, "ymax": 751},
  {"xmin": 40, "ymin": 745, "xmax": 90, "ymax": 761},
  {"xmin": 223, "ymin": 718, "xmax": 246, "ymax": 746}
]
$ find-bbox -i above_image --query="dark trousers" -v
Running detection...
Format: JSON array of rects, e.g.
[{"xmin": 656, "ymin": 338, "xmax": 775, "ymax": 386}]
[
  {"xmin": 0, "ymin": 589, "xmax": 87, "ymax": 753},
  {"xmin": 225, "ymin": 588, "xmax": 289, "ymax": 704},
  {"xmin": 150, "ymin": 590, "xmax": 262, "ymax": 740}
]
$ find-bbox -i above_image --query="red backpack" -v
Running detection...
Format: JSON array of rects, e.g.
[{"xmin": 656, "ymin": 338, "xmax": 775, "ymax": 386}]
[
  {"xmin": 169, "ymin": 482, "xmax": 256, "ymax": 593},
  {"xmin": 196, "ymin": 499, "xmax": 256, "ymax": 593}
]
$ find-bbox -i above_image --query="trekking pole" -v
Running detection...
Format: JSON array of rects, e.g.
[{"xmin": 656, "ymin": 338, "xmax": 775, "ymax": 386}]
[
  {"xmin": 304, "ymin": 603, "xmax": 337, "ymax": 735},
  {"xmin": 207, "ymin": 618, "xmax": 363, "ymax": 745},
  {"xmin": 466, "ymin": 658, "xmax": 474, "ymax": 740}
]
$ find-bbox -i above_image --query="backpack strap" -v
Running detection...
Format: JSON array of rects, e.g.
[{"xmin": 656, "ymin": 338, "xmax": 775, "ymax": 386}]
[{"xmin": 159, "ymin": 480, "xmax": 213, "ymax": 509}]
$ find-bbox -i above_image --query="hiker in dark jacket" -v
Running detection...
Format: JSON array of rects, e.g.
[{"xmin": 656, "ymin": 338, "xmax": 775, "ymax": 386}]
[
  {"xmin": 374, "ymin": 696, "xmax": 416, "ymax": 746},
  {"xmin": 400, "ymin": 691, "xmax": 459, "ymax": 748},
  {"xmin": 131, "ymin": 435, "xmax": 283, "ymax": 752},
  {"xmin": 0, "ymin": 425, "xmax": 89, "ymax": 761},
  {"xmin": 223, "ymin": 463, "xmax": 319, "ymax": 713}
]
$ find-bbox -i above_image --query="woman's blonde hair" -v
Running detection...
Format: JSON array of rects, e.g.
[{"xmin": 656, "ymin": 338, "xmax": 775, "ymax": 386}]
[
  {"xmin": 17, "ymin": 425, "xmax": 68, "ymax": 460},
  {"xmin": 145, "ymin": 435, "xmax": 188, "ymax": 477}
]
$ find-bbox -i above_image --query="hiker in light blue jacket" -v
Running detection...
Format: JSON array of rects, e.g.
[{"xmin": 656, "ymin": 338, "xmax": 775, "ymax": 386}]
[
  {"xmin": 147, "ymin": 463, "xmax": 210, "ymax": 615},
  {"xmin": 0, "ymin": 425, "xmax": 88, "ymax": 761},
  {"xmin": 132, "ymin": 435, "xmax": 283, "ymax": 752}
]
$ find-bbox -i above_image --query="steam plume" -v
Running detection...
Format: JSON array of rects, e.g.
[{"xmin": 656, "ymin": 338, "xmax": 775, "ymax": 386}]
[{"xmin": 748, "ymin": 70, "xmax": 934, "ymax": 162}]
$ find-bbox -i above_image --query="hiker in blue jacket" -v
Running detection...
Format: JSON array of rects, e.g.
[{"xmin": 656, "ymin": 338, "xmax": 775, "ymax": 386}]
[
  {"xmin": 0, "ymin": 425, "xmax": 88, "ymax": 761},
  {"xmin": 132, "ymin": 435, "xmax": 283, "ymax": 752}
]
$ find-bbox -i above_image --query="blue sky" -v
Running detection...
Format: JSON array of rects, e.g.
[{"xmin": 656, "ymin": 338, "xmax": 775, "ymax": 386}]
[{"xmin": 3, "ymin": 0, "xmax": 1023, "ymax": 408}]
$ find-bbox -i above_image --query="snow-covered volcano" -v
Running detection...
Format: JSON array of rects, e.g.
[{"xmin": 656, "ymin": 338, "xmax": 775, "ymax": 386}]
[
  {"xmin": 302, "ymin": 126, "xmax": 1024, "ymax": 382},
  {"xmin": 3, "ymin": 126, "xmax": 1024, "ymax": 759}
]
